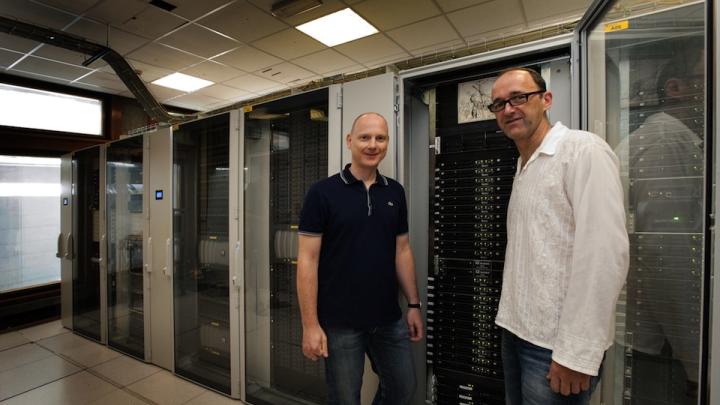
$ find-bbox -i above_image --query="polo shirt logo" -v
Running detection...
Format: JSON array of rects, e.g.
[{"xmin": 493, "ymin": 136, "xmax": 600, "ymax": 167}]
[{"xmin": 387, "ymin": 201, "xmax": 394, "ymax": 207}]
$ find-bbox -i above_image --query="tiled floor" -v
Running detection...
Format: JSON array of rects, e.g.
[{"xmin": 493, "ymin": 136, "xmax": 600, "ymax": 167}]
[{"xmin": 0, "ymin": 320, "xmax": 240, "ymax": 405}]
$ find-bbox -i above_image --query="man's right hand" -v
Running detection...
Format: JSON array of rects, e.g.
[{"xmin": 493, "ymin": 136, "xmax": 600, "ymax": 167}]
[{"xmin": 302, "ymin": 324, "xmax": 328, "ymax": 361}]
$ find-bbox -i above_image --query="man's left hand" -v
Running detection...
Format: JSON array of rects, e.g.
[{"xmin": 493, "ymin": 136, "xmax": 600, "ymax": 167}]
[
  {"xmin": 546, "ymin": 360, "xmax": 591, "ymax": 396},
  {"xmin": 406, "ymin": 309, "xmax": 424, "ymax": 342}
]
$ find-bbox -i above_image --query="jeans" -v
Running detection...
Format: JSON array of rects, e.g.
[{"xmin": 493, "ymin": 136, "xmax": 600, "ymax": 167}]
[
  {"xmin": 324, "ymin": 318, "xmax": 416, "ymax": 405},
  {"xmin": 502, "ymin": 329, "xmax": 602, "ymax": 405}
]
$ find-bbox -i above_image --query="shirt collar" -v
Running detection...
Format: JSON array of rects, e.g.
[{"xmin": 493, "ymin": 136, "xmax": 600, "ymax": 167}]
[
  {"xmin": 536, "ymin": 122, "xmax": 568, "ymax": 157},
  {"xmin": 340, "ymin": 163, "xmax": 389, "ymax": 186}
]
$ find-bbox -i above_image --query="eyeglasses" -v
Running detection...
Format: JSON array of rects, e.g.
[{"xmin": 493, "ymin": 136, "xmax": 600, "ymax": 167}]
[{"xmin": 487, "ymin": 90, "xmax": 545, "ymax": 113}]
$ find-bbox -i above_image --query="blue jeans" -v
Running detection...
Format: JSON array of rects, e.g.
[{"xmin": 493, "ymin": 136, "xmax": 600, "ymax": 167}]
[
  {"xmin": 324, "ymin": 318, "xmax": 416, "ymax": 405},
  {"xmin": 502, "ymin": 329, "xmax": 602, "ymax": 405}
]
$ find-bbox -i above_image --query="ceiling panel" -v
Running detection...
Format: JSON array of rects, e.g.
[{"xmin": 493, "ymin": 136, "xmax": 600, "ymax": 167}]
[
  {"xmin": 75, "ymin": 70, "xmax": 127, "ymax": 92},
  {"xmin": 0, "ymin": 33, "xmax": 40, "ymax": 53},
  {"xmin": 447, "ymin": 0, "xmax": 526, "ymax": 39},
  {"xmin": 195, "ymin": 84, "xmax": 252, "ymax": 100},
  {"xmin": 83, "ymin": 0, "xmax": 148, "ymax": 25},
  {"xmin": 165, "ymin": 0, "xmax": 234, "ymax": 21},
  {"xmin": 252, "ymin": 28, "xmax": 325, "ymax": 60},
  {"xmin": 434, "ymin": 0, "xmax": 493, "ymax": 12},
  {"xmin": 165, "ymin": 92, "xmax": 222, "ymax": 110},
  {"xmin": 32, "ymin": 44, "xmax": 107, "ymax": 68},
  {"xmin": 147, "ymin": 83, "xmax": 185, "ymax": 101},
  {"xmin": 180, "ymin": 60, "xmax": 244, "ymax": 83},
  {"xmin": 272, "ymin": 0, "xmax": 346, "ymax": 26},
  {"xmin": 36, "ymin": 0, "xmax": 101, "ymax": 14},
  {"xmin": 292, "ymin": 49, "xmax": 358, "ymax": 75},
  {"xmin": 212, "ymin": 46, "xmax": 281, "ymax": 73},
  {"xmin": 224, "ymin": 74, "xmax": 283, "ymax": 93},
  {"xmin": 522, "ymin": 0, "xmax": 590, "ymax": 23},
  {"xmin": 0, "ymin": 0, "xmax": 76, "ymax": 30},
  {"xmin": 256, "ymin": 62, "xmax": 314, "ymax": 84},
  {"xmin": 353, "ymin": 0, "xmax": 441, "ymax": 30},
  {"xmin": 159, "ymin": 23, "xmax": 239, "ymax": 58},
  {"xmin": 11, "ymin": 56, "xmax": 92, "ymax": 81},
  {"xmin": 198, "ymin": 1, "xmax": 287, "ymax": 43},
  {"xmin": 4, "ymin": 69, "xmax": 71, "ymax": 86},
  {"xmin": 120, "ymin": 6, "xmax": 187, "ymax": 40},
  {"xmin": 66, "ymin": 19, "xmax": 148, "ymax": 56},
  {"xmin": 127, "ymin": 43, "xmax": 203, "ymax": 71},
  {"xmin": 387, "ymin": 16, "xmax": 462, "ymax": 54},
  {"xmin": 334, "ymin": 33, "xmax": 409, "ymax": 66},
  {"xmin": 0, "ymin": 48, "xmax": 23, "ymax": 68},
  {"xmin": 118, "ymin": 59, "xmax": 173, "ymax": 83}
]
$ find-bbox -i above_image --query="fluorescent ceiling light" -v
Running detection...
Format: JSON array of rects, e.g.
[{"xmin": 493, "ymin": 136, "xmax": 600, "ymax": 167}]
[
  {"xmin": 152, "ymin": 72, "xmax": 213, "ymax": 92},
  {"xmin": 296, "ymin": 8, "xmax": 378, "ymax": 47}
]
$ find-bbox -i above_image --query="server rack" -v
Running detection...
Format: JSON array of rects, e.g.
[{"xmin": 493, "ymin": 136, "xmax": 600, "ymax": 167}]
[
  {"xmin": 579, "ymin": 1, "xmax": 708, "ymax": 404},
  {"xmin": 106, "ymin": 135, "xmax": 145, "ymax": 359},
  {"xmin": 244, "ymin": 89, "xmax": 330, "ymax": 405}
]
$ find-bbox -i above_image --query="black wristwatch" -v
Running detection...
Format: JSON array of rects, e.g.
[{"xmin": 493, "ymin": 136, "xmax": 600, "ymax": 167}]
[{"xmin": 408, "ymin": 302, "xmax": 422, "ymax": 309}]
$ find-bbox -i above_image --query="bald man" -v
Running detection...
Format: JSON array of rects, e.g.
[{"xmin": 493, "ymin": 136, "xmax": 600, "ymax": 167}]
[{"xmin": 297, "ymin": 113, "xmax": 423, "ymax": 405}]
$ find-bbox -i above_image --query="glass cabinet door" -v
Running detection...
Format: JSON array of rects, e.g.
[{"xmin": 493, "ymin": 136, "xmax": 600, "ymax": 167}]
[
  {"xmin": 173, "ymin": 114, "xmax": 231, "ymax": 394},
  {"xmin": 106, "ymin": 136, "xmax": 144, "ymax": 358},
  {"xmin": 584, "ymin": 2, "xmax": 707, "ymax": 403},
  {"xmin": 73, "ymin": 147, "xmax": 102, "ymax": 341},
  {"xmin": 244, "ymin": 91, "xmax": 329, "ymax": 404}
]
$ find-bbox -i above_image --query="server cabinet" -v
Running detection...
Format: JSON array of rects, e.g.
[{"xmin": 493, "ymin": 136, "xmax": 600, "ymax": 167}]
[
  {"xmin": 69, "ymin": 145, "xmax": 107, "ymax": 343},
  {"xmin": 401, "ymin": 49, "xmax": 572, "ymax": 404},
  {"xmin": 59, "ymin": 153, "xmax": 73, "ymax": 329},
  {"xmin": 106, "ymin": 135, "xmax": 145, "ymax": 359},
  {"xmin": 243, "ymin": 88, "xmax": 331, "ymax": 405},
  {"xmin": 579, "ymin": 1, "xmax": 708, "ymax": 404},
  {"xmin": 172, "ymin": 112, "xmax": 242, "ymax": 397}
]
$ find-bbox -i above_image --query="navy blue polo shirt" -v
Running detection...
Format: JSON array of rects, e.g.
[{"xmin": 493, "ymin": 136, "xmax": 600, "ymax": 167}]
[{"xmin": 298, "ymin": 164, "xmax": 409, "ymax": 328}]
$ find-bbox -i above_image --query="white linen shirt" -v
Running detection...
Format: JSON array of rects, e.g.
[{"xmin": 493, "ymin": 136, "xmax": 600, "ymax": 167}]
[{"xmin": 495, "ymin": 122, "xmax": 629, "ymax": 376}]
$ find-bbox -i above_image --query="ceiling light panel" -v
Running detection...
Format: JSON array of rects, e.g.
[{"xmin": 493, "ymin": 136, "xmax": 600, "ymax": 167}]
[
  {"xmin": 295, "ymin": 8, "xmax": 378, "ymax": 47},
  {"xmin": 152, "ymin": 72, "xmax": 214, "ymax": 92}
]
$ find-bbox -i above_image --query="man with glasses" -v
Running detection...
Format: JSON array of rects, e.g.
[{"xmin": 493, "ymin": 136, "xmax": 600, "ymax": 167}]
[{"xmin": 489, "ymin": 67, "xmax": 629, "ymax": 404}]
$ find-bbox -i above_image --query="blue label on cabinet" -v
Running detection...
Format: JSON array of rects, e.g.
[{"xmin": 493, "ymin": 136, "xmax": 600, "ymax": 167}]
[
  {"xmin": 155, "ymin": 190, "xmax": 163, "ymax": 200},
  {"xmin": 63, "ymin": 198, "xmax": 69, "ymax": 206}
]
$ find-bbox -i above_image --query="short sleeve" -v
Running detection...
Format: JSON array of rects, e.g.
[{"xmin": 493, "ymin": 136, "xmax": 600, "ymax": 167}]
[
  {"xmin": 397, "ymin": 186, "xmax": 409, "ymax": 235},
  {"xmin": 298, "ymin": 184, "xmax": 326, "ymax": 236}
]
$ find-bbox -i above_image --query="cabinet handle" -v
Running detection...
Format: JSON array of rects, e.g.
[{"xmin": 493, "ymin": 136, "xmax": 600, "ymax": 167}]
[
  {"xmin": 56, "ymin": 233, "xmax": 63, "ymax": 258},
  {"xmin": 146, "ymin": 237, "xmax": 152, "ymax": 273},
  {"xmin": 64, "ymin": 233, "xmax": 74, "ymax": 259},
  {"xmin": 163, "ymin": 238, "xmax": 171, "ymax": 277}
]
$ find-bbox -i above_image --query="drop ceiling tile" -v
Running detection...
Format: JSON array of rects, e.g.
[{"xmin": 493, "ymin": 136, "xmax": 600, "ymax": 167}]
[
  {"xmin": 67, "ymin": 19, "xmax": 148, "ymax": 56},
  {"xmin": 0, "ymin": 0, "xmax": 76, "ymax": 30},
  {"xmin": 32, "ymin": 44, "xmax": 107, "ymax": 68},
  {"xmin": 352, "ymin": 0, "xmax": 441, "ymax": 30},
  {"xmin": 292, "ymin": 49, "xmax": 357, "ymax": 75},
  {"xmin": 76, "ymin": 71, "xmax": 127, "ymax": 92},
  {"xmin": 113, "ymin": 59, "xmax": 173, "ymax": 83},
  {"xmin": 256, "ymin": 62, "xmax": 313, "ymax": 84},
  {"xmin": 252, "ymin": 28, "xmax": 325, "ymax": 60},
  {"xmin": 12, "ymin": 56, "xmax": 92, "ymax": 80},
  {"xmin": 387, "ymin": 16, "xmax": 461, "ymax": 53},
  {"xmin": 5, "ymin": 69, "xmax": 72, "ymax": 86},
  {"xmin": 165, "ymin": 0, "xmax": 234, "ymax": 20},
  {"xmin": 272, "ymin": 0, "xmax": 347, "ymax": 26},
  {"xmin": 522, "ymin": 0, "xmax": 590, "ymax": 23},
  {"xmin": 71, "ymin": 81, "xmax": 124, "ymax": 94},
  {"xmin": 127, "ymin": 43, "xmax": 203, "ymax": 71},
  {"xmin": 196, "ymin": 84, "xmax": 249, "ymax": 100},
  {"xmin": 225, "ymin": 74, "xmax": 282, "ymax": 93},
  {"xmin": 84, "ymin": 0, "xmax": 148, "ymax": 25},
  {"xmin": 148, "ymin": 83, "xmax": 185, "ymax": 101},
  {"xmin": 435, "ymin": 0, "xmax": 493, "ymax": 12},
  {"xmin": 334, "ymin": 33, "xmax": 409, "ymax": 66},
  {"xmin": 159, "ymin": 23, "xmax": 239, "ymax": 58},
  {"xmin": 180, "ymin": 60, "xmax": 243, "ymax": 82},
  {"xmin": 212, "ymin": 46, "xmax": 281, "ymax": 73},
  {"xmin": 0, "ymin": 33, "xmax": 39, "ymax": 53},
  {"xmin": 165, "ymin": 93, "xmax": 221, "ymax": 110},
  {"xmin": 120, "ymin": 6, "xmax": 188, "ymax": 40},
  {"xmin": 37, "ymin": 0, "xmax": 101, "ymax": 14},
  {"xmin": 408, "ymin": 38, "xmax": 466, "ymax": 58},
  {"xmin": 447, "ymin": 0, "xmax": 525, "ymax": 39},
  {"xmin": 0, "ymin": 48, "xmax": 23, "ymax": 68},
  {"xmin": 199, "ymin": 1, "xmax": 287, "ymax": 43}
]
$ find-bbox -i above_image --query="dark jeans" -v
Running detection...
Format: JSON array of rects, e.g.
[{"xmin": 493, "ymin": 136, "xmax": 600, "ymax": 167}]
[
  {"xmin": 324, "ymin": 318, "xmax": 416, "ymax": 405},
  {"xmin": 502, "ymin": 329, "xmax": 602, "ymax": 405}
]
